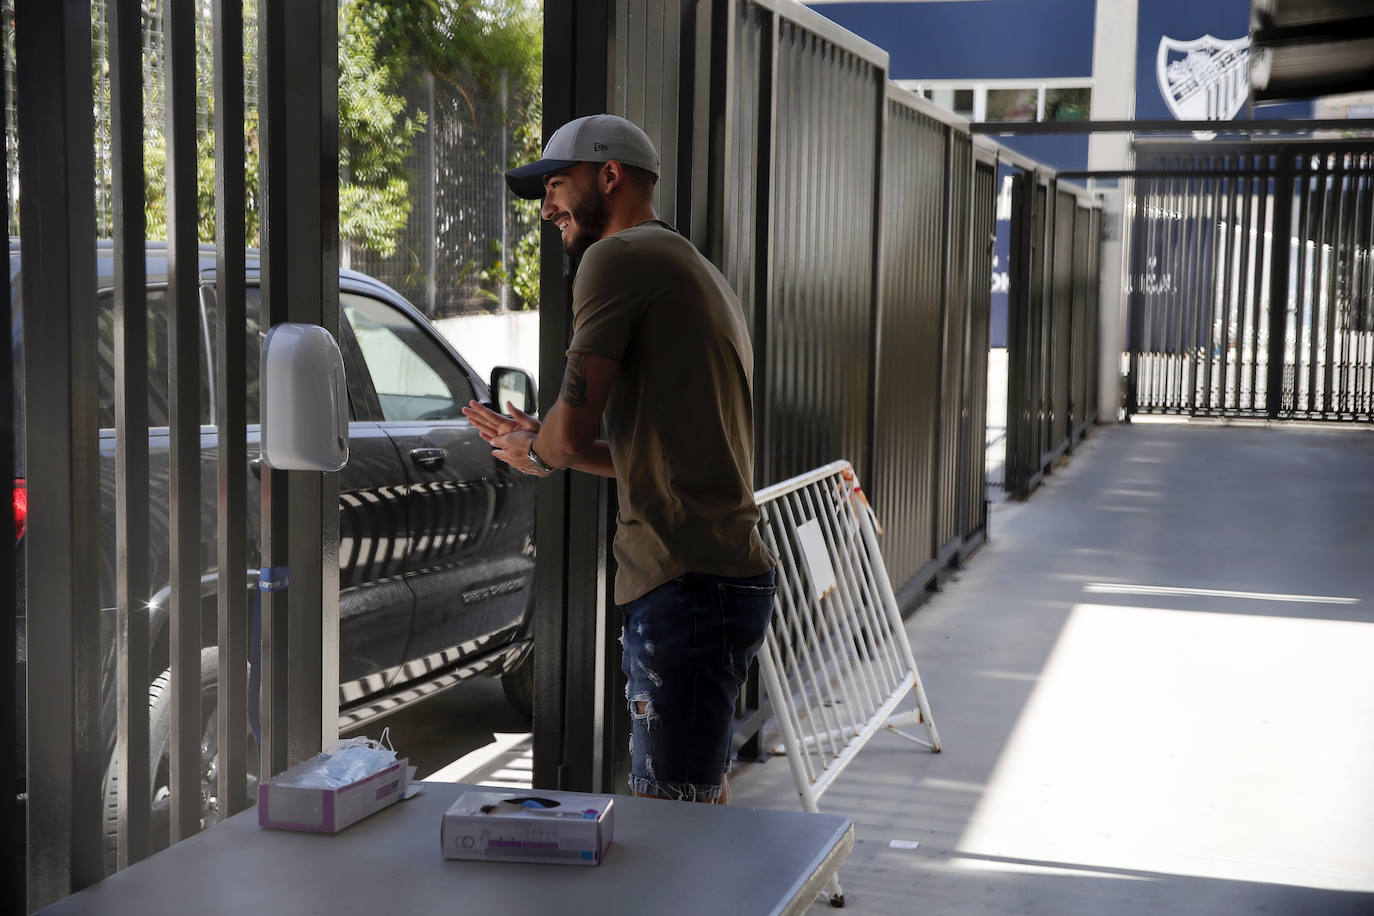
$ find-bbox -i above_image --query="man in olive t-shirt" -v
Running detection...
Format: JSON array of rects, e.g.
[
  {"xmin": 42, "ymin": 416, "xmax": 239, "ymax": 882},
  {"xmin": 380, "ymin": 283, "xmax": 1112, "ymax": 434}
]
[{"xmin": 463, "ymin": 114, "xmax": 775, "ymax": 804}]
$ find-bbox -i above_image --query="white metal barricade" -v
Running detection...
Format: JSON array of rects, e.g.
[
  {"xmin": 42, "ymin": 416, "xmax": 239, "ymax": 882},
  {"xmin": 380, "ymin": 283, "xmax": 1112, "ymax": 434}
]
[{"xmin": 754, "ymin": 460, "xmax": 942, "ymax": 907}]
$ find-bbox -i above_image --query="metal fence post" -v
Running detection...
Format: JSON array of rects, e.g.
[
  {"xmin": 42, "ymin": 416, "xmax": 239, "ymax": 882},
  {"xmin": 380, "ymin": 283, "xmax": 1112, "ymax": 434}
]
[
  {"xmin": 1, "ymin": 14, "xmax": 18, "ymax": 911},
  {"xmin": 109, "ymin": 0, "xmax": 152, "ymax": 870},
  {"xmin": 532, "ymin": 0, "xmax": 622, "ymax": 795},
  {"xmin": 16, "ymin": 0, "xmax": 104, "ymax": 904},
  {"xmin": 212, "ymin": 0, "xmax": 251, "ymax": 822},
  {"xmin": 1266, "ymin": 158, "xmax": 1295, "ymax": 419},
  {"xmin": 1005, "ymin": 170, "xmax": 1033, "ymax": 497},
  {"xmin": 1125, "ymin": 175, "xmax": 1146, "ymax": 417},
  {"xmin": 257, "ymin": 0, "xmax": 339, "ymax": 775},
  {"xmin": 165, "ymin": 0, "xmax": 206, "ymax": 845}
]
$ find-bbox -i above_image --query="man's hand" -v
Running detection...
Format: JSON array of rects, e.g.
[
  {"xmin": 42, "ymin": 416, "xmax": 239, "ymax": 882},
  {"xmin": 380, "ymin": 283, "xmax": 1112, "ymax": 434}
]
[
  {"xmin": 462, "ymin": 400, "xmax": 552, "ymax": 477},
  {"xmin": 462, "ymin": 399, "xmax": 540, "ymax": 442}
]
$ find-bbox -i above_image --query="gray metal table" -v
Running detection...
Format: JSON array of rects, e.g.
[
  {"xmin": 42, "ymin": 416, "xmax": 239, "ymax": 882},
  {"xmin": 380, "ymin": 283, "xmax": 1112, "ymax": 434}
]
[{"xmin": 39, "ymin": 782, "xmax": 853, "ymax": 915}]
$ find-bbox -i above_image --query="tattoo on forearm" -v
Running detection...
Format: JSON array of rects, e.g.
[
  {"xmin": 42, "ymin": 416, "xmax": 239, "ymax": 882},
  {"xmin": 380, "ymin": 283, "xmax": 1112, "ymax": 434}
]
[{"xmin": 562, "ymin": 352, "xmax": 589, "ymax": 407}]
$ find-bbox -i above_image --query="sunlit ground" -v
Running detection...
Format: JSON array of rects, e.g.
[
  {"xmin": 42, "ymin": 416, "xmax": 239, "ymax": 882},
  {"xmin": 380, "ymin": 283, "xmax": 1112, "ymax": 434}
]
[{"xmin": 950, "ymin": 597, "xmax": 1374, "ymax": 892}]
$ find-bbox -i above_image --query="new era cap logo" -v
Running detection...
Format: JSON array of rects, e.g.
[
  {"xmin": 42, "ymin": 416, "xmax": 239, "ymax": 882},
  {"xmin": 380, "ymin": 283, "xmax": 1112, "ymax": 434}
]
[{"xmin": 594, "ymin": 142, "xmax": 608, "ymax": 152}]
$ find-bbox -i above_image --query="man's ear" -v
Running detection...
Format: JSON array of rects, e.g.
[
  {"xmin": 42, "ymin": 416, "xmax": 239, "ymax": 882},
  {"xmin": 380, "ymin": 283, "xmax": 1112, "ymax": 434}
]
[{"xmin": 601, "ymin": 160, "xmax": 623, "ymax": 194}]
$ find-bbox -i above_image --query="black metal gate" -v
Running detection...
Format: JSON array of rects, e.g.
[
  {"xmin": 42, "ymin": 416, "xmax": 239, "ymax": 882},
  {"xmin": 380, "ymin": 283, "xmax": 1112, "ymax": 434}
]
[
  {"xmin": 11, "ymin": 1, "xmax": 337, "ymax": 907},
  {"xmin": 1128, "ymin": 141, "xmax": 1374, "ymax": 421},
  {"xmin": 1004, "ymin": 162, "xmax": 1101, "ymax": 500}
]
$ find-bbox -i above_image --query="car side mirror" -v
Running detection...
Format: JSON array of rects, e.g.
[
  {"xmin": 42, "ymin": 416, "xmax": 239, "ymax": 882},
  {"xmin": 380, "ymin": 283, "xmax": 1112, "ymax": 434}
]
[
  {"xmin": 490, "ymin": 366, "xmax": 538, "ymax": 418},
  {"xmin": 260, "ymin": 322, "xmax": 349, "ymax": 471}
]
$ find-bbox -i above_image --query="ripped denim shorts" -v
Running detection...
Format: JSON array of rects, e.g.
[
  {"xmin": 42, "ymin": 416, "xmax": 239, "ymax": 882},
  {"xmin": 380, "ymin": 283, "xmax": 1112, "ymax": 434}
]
[{"xmin": 619, "ymin": 569, "xmax": 776, "ymax": 802}]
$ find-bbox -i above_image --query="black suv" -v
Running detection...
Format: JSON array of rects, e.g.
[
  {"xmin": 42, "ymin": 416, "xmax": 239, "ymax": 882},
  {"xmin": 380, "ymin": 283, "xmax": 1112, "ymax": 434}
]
[{"xmin": 11, "ymin": 242, "xmax": 539, "ymax": 864}]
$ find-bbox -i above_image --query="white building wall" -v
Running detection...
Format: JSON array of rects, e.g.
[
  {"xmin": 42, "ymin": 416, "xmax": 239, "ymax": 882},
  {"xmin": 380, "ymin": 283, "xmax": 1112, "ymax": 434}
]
[{"xmin": 1089, "ymin": 0, "xmax": 1139, "ymax": 422}]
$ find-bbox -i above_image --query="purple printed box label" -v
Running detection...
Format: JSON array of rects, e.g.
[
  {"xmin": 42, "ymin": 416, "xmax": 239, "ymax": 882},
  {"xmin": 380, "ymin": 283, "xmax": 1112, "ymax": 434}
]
[{"xmin": 259, "ymin": 759, "xmax": 409, "ymax": 833}]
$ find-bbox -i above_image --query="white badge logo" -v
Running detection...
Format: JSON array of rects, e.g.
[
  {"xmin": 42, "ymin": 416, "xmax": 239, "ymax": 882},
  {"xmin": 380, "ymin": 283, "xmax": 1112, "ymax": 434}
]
[{"xmin": 1157, "ymin": 34, "xmax": 1250, "ymax": 137}]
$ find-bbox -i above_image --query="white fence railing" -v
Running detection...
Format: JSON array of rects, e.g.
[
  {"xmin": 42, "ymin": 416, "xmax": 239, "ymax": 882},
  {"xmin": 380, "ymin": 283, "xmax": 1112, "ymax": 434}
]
[{"xmin": 755, "ymin": 461, "xmax": 942, "ymax": 907}]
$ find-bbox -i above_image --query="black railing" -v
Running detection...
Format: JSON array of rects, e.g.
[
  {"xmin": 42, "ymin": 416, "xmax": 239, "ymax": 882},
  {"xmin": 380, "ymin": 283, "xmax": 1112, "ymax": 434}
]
[
  {"xmin": 537, "ymin": 0, "xmax": 1104, "ymax": 792},
  {"xmin": 1005, "ymin": 162, "xmax": 1102, "ymax": 501},
  {"xmin": 13, "ymin": 0, "xmax": 337, "ymax": 906},
  {"xmin": 1128, "ymin": 141, "xmax": 1373, "ymax": 422}
]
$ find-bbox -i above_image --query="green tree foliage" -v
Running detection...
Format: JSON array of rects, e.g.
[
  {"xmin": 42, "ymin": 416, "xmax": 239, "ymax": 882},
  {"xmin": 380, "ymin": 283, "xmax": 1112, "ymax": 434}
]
[
  {"xmin": 138, "ymin": 0, "xmax": 542, "ymax": 306},
  {"xmin": 368, "ymin": 0, "xmax": 543, "ymax": 309},
  {"xmin": 339, "ymin": 0, "xmax": 427, "ymax": 255},
  {"xmin": 143, "ymin": 0, "xmax": 427, "ymax": 257}
]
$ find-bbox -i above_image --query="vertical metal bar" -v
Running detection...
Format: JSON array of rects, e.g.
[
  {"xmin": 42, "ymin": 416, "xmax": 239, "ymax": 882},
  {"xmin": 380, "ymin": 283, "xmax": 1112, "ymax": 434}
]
[
  {"xmin": 109, "ymin": 0, "xmax": 151, "ymax": 870},
  {"xmin": 1185, "ymin": 170, "xmax": 1204, "ymax": 413},
  {"xmin": 531, "ymin": 0, "xmax": 574, "ymax": 795},
  {"xmin": 1162, "ymin": 171, "xmax": 1182, "ymax": 411},
  {"xmin": 1006, "ymin": 170, "xmax": 1031, "ymax": 489},
  {"xmin": 1125, "ymin": 175, "xmax": 1144, "ymax": 417},
  {"xmin": 1163, "ymin": 169, "xmax": 1182, "ymax": 410},
  {"xmin": 955, "ymin": 138, "xmax": 978, "ymax": 535},
  {"xmin": 1307, "ymin": 157, "xmax": 1330, "ymax": 415},
  {"xmin": 1221, "ymin": 164, "xmax": 1241, "ymax": 412},
  {"xmin": 756, "ymin": 5, "xmax": 777, "ymax": 485},
  {"xmin": 213, "ymin": 0, "xmax": 250, "ymax": 819},
  {"xmin": 1209, "ymin": 170, "xmax": 1228, "ymax": 411},
  {"xmin": 17, "ymin": 0, "xmax": 103, "ymax": 903},
  {"xmin": 1197, "ymin": 171, "xmax": 1217, "ymax": 410},
  {"xmin": 1358, "ymin": 157, "xmax": 1374, "ymax": 416},
  {"xmin": 258, "ymin": 0, "xmax": 289, "ymax": 782},
  {"xmin": 1037, "ymin": 180, "xmax": 1051, "ymax": 452},
  {"xmin": 865, "ymin": 71, "xmax": 885, "ymax": 527},
  {"xmin": 1233, "ymin": 171, "xmax": 1255, "ymax": 413},
  {"xmin": 166, "ymin": 0, "xmax": 204, "ymax": 845},
  {"xmin": 0, "ymin": 14, "xmax": 19, "ymax": 911},
  {"xmin": 1248, "ymin": 164, "xmax": 1271, "ymax": 412},
  {"xmin": 785, "ymin": 26, "xmax": 805, "ymax": 481},
  {"xmin": 1267, "ymin": 159, "xmax": 1296, "ymax": 419},
  {"xmin": 258, "ymin": 0, "xmax": 337, "ymax": 776},
  {"xmin": 1324, "ymin": 155, "xmax": 1348, "ymax": 416},
  {"xmin": 532, "ymin": 0, "xmax": 622, "ymax": 794},
  {"xmin": 1142, "ymin": 177, "xmax": 1160, "ymax": 409},
  {"xmin": 1289, "ymin": 156, "xmax": 1312, "ymax": 417},
  {"xmin": 931, "ymin": 126, "xmax": 952, "ymax": 545},
  {"xmin": 1339, "ymin": 159, "xmax": 1363, "ymax": 416},
  {"xmin": 1183, "ymin": 174, "xmax": 1204, "ymax": 411}
]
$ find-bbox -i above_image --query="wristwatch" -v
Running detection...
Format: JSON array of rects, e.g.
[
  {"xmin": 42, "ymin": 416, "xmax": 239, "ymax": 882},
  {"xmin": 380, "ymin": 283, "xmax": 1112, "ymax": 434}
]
[{"xmin": 526, "ymin": 443, "xmax": 555, "ymax": 474}]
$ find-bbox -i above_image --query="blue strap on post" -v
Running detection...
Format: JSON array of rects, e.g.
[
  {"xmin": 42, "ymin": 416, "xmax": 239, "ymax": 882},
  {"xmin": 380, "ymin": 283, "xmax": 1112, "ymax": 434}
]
[{"xmin": 249, "ymin": 566, "xmax": 291, "ymax": 743}]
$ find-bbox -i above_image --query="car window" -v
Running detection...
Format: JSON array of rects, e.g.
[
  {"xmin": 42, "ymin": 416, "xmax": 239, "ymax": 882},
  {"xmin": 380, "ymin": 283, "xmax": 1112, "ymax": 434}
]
[
  {"xmin": 200, "ymin": 285, "xmax": 264, "ymax": 425},
  {"xmin": 97, "ymin": 287, "xmax": 212, "ymax": 428},
  {"xmin": 341, "ymin": 291, "xmax": 475, "ymax": 422}
]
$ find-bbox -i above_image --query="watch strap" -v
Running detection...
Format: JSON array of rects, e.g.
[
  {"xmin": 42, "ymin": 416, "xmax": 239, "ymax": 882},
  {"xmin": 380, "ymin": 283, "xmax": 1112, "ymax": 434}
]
[{"xmin": 527, "ymin": 443, "xmax": 555, "ymax": 473}]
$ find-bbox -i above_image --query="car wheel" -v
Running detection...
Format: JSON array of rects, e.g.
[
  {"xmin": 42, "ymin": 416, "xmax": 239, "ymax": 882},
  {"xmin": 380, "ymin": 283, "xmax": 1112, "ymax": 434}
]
[
  {"xmin": 100, "ymin": 646, "xmax": 258, "ymax": 874},
  {"xmin": 500, "ymin": 646, "xmax": 534, "ymax": 723}
]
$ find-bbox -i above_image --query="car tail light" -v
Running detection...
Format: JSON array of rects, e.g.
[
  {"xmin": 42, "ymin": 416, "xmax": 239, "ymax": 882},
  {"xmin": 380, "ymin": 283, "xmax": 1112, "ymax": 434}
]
[{"xmin": 13, "ymin": 479, "xmax": 26, "ymax": 542}]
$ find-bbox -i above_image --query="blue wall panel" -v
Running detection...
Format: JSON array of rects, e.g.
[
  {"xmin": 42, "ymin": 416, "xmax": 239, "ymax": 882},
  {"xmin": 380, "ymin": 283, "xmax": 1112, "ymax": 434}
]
[
  {"xmin": 810, "ymin": 0, "xmax": 1096, "ymax": 79},
  {"xmin": 1134, "ymin": 0, "xmax": 1311, "ymax": 121}
]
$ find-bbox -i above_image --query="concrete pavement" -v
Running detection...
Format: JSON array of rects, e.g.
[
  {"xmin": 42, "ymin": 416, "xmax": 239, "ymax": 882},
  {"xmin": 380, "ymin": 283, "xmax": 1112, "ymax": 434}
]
[{"xmin": 729, "ymin": 421, "xmax": 1374, "ymax": 915}]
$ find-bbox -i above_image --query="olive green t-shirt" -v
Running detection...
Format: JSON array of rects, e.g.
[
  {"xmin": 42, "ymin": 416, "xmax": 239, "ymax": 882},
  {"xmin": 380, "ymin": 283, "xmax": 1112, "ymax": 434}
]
[{"xmin": 568, "ymin": 220, "xmax": 775, "ymax": 604}]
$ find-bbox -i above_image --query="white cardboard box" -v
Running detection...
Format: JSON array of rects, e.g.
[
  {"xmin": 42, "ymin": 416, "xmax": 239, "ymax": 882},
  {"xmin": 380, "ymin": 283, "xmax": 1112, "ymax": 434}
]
[
  {"xmin": 258, "ymin": 758, "xmax": 413, "ymax": 833},
  {"xmin": 441, "ymin": 789, "xmax": 614, "ymax": 865}
]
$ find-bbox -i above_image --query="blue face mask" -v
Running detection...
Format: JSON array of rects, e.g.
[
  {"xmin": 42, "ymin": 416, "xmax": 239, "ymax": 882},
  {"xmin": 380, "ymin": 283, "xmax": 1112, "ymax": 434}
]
[{"xmin": 275, "ymin": 729, "xmax": 398, "ymax": 790}]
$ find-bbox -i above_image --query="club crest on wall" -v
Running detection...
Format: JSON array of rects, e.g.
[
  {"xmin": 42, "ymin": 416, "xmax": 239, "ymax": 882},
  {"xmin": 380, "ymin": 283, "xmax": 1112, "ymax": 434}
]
[{"xmin": 1157, "ymin": 34, "xmax": 1250, "ymax": 128}]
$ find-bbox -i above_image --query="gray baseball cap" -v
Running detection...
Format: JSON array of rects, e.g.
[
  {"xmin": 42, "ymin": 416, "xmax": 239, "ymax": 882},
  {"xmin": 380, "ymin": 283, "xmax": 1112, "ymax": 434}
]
[{"xmin": 505, "ymin": 114, "xmax": 660, "ymax": 199}]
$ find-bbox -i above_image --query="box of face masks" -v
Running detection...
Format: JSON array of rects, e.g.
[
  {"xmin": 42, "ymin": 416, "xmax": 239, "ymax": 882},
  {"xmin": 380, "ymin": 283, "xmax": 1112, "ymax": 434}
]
[
  {"xmin": 258, "ymin": 740, "xmax": 414, "ymax": 833},
  {"xmin": 441, "ymin": 790, "xmax": 614, "ymax": 865}
]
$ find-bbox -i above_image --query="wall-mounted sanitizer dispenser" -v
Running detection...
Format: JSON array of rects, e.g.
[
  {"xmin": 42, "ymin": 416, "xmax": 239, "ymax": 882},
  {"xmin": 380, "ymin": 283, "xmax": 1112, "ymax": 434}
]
[{"xmin": 260, "ymin": 323, "xmax": 349, "ymax": 472}]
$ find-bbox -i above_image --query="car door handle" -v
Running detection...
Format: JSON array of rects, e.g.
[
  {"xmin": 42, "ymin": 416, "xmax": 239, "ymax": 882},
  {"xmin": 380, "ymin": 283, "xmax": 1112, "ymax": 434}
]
[
  {"xmin": 409, "ymin": 447, "xmax": 447, "ymax": 471},
  {"xmin": 249, "ymin": 457, "xmax": 262, "ymax": 479}
]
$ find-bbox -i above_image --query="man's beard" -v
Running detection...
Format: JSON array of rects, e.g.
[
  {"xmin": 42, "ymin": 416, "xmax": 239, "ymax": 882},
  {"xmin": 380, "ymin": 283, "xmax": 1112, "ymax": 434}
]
[{"xmin": 564, "ymin": 186, "xmax": 610, "ymax": 257}]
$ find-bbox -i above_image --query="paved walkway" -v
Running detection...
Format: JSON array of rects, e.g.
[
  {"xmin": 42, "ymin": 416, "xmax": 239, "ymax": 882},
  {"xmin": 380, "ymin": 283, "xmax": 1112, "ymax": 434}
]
[{"xmin": 730, "ymin": 421, "xmax": 1374, "ymax": 915}]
